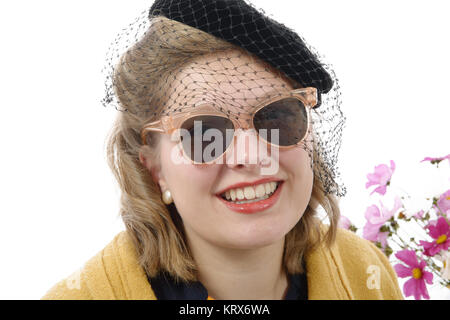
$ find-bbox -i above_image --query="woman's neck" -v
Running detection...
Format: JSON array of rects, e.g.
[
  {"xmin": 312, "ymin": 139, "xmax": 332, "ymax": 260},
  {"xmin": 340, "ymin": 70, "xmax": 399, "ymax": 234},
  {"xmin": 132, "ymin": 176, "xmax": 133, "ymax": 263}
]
[{"xmin": 185, "ymin": 229, "xmax": 288, "ymax": 300}]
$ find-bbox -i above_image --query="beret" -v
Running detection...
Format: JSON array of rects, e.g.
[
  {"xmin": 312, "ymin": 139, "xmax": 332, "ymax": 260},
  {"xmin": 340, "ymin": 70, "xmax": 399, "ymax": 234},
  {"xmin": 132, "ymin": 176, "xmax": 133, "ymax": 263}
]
[{"xmin": 149, "ymin": 0, "xmax": 333, "ymax": 105}]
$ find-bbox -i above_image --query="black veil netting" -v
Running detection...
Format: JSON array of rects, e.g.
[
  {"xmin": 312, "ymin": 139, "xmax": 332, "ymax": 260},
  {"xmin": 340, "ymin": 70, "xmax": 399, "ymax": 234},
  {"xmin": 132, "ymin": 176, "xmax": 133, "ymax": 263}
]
[{"xmin": 101, "ymin": 0, "xmax": 347, "ymax": 197}]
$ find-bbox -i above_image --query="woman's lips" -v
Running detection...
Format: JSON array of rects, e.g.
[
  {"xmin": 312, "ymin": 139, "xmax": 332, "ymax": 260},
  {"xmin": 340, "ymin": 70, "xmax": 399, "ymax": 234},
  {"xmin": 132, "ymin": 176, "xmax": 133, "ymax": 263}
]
[{"xmin": 216, "ymin": 181, "xmax": 283, "ymax": 214}]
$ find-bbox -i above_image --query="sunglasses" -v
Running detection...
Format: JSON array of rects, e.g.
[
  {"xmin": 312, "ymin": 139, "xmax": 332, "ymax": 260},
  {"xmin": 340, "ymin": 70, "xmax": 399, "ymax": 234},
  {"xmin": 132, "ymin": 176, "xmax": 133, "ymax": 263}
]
[{"xmin": 141, "ymin": 87, "xmax": 317, "ymax": 164}]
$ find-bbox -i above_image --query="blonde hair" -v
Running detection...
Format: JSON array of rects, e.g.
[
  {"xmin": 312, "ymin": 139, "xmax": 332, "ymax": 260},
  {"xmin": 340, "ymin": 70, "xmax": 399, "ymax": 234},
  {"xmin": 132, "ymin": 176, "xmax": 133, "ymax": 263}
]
[{"xmin": 106, "ymin": 16, "xmax": 340, "ymax": 282}]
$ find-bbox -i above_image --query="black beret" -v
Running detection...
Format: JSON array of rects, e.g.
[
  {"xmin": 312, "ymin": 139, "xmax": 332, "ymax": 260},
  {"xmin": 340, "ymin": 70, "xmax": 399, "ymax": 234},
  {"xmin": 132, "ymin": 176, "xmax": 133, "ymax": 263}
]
[{"xmin": 149, "ymin": 0, "xmax": 333, "ymax": 105}]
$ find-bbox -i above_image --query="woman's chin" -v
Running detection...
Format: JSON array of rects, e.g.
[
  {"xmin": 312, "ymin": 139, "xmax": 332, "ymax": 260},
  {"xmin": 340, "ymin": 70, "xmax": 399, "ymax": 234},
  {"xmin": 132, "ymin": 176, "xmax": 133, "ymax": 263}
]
[
  {"xmin": 205, "ymin": 197, "xmax": 292, "ymax": 249},
  {"xmin": 212, "ymin": 226, "xmax": 287, "ymax": 250}
]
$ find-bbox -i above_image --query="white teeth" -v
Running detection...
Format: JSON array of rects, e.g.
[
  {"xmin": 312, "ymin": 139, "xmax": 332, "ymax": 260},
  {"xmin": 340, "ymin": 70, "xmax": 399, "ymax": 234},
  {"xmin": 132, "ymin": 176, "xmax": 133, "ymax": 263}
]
[
  {"xmin": 234, "ymin": 194, "xmax": 269, "ymax": 204},
  {"xmin": 244, "ymin": 186, "xmax": 255, "ymax": 200},
  {"xmin": 230, "ymin": 189, "xmax": 236, "ymax": 201},
  {"xmin": 255, "ymin": 184, "xmax": 265, "ymax": 198},
  {"xmin": 270, "ymin": 181, "xmax": 276, "ymax": 193},
  {"xmin": 221, "ymin": 181, "xmax": 280, "ymax": 202}
]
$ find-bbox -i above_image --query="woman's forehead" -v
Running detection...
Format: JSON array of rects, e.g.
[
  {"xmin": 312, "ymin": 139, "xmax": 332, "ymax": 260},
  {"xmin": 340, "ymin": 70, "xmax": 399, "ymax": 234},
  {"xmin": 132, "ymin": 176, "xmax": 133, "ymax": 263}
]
[{"xmin": 163, "ymin": 49, "xmax": 294, "ymax": 116}]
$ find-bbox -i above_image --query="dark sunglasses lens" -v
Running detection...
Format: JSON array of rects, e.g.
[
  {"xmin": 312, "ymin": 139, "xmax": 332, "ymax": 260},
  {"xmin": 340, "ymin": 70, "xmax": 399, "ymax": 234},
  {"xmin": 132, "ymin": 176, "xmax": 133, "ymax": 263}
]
[
  {"xmin": 253, "ymin": 98, "xmax": 308, "ymax": 146},
  {"xmin": 180, "ymin": 116, "xmax": 234, "ymax": 162}
]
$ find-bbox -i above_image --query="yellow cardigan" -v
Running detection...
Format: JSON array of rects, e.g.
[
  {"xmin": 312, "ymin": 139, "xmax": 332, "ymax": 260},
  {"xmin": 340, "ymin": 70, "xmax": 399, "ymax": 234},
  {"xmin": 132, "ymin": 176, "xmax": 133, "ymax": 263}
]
[{"xmin": 42, "ymin": 228, "xmax": 404, "ymax": 300}]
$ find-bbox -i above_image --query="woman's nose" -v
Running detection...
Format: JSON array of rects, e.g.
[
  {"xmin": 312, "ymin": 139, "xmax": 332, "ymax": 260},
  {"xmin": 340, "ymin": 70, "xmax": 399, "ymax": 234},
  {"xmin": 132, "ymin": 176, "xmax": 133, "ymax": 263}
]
[{"xmin": 225, "ymin": 128, "xmax": 270, "ymax": 169}]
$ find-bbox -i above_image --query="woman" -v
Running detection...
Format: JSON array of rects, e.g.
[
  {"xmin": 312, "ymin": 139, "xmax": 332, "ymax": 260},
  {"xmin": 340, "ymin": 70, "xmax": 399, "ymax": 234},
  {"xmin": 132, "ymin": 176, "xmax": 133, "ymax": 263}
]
[{"xmin": 43, "ymin": 0, "xmax": 403, "ymax": 300}]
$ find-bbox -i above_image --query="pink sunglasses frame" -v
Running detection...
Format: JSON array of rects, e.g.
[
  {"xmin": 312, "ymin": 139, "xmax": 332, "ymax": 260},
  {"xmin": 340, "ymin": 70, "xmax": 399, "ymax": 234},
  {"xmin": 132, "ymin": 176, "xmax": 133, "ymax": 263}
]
[{"xmin": 140, "ymin": 87, "xmax": 317, "ymax": 164}]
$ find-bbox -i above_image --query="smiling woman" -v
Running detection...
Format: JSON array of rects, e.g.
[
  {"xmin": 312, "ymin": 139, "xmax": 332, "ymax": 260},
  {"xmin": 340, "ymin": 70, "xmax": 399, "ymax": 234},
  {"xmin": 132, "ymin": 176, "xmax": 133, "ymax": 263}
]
[{"xmin": 42, "ymin": 0, "xmax": 403, "ymax": 300}]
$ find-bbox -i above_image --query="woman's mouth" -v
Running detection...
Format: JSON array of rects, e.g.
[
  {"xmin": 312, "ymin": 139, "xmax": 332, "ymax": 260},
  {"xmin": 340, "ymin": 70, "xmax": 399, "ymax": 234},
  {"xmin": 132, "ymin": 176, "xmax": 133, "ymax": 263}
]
[
  {"xmin": 216, "ymin": 181, "xmax": 283, "ymax": 214},
  {"xmin": 221, "ymin": 181, "xmax": 280, "ymax": 203}
]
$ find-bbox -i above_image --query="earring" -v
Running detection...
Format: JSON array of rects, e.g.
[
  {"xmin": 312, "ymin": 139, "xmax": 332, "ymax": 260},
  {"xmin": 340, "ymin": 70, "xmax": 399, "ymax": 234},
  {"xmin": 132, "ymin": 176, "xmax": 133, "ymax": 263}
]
[{"xmin": 162, "ymin": 190, "xmax": 173, "ymax": 205}]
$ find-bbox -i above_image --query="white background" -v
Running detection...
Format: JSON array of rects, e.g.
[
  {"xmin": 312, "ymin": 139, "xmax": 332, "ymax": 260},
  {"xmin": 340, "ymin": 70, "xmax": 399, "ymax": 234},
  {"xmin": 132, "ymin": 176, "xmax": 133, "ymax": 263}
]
[{"xmin": 0, "ymin": 0, "xmax": 449, "ymax": 299}]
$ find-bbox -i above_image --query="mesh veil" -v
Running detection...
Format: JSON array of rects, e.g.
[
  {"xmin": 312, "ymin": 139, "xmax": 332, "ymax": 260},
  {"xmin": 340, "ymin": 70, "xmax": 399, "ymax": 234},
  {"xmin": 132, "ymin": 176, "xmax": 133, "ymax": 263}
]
[{"xmin": 101, "ymin": 0, "xmax": 347, "ymax": 197}]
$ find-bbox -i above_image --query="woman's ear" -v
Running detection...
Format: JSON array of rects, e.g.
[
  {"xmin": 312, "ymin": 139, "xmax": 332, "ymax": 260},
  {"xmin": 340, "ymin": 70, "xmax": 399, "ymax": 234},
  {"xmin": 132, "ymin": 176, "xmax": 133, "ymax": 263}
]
[{"xmin": 139, "ymin": 145, "xmax": 161, "ymax": 185}]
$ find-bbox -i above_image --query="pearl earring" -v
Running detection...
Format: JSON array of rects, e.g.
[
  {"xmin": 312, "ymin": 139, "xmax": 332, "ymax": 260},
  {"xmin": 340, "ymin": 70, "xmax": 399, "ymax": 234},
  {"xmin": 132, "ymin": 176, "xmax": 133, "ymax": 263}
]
[{"xmin": 162, "ymin": 190, "xmax": 173, "ymax": 205}]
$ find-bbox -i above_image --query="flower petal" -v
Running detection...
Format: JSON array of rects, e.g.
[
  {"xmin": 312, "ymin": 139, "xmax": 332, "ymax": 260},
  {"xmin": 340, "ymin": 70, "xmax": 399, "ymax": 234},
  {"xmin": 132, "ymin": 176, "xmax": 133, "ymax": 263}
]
[
  {"xmin": 374, "ymin": 164, "xmax": 389, "ymax": 175},
  {"xmin": 363, "ymin": 222, "xmax": 381, "ymax": 241},
  {"xmin": 425, "ymin": 245, "xmax": 442, "ymax": 257},
  {"xmin": 338, "ymin": 216, "xmax": 352, "ymax": 229},
  {"xmin": 417, "ymin": 278, "xmax": 430, "ymax": 300},
  {"xmin": 402, "ymin": 277, "xmax": 417, "ymax": 299},
  {"xmin": 394, "ymin": 264, "xmax": 412, "ymax": 278},
  {"xmin": 414, "ymin": 210, "xmax": 424, "ymax": 218},
  {"xmin": 428, "ymin": 226, "xmax": 439, "ymax": 239},
  {"xmin": 419, "ymin": 240, "xmax": 434, "ymax": 251},
  {"xmin": 365, "ymin": 205, "xmax": 382, "ymax": 223},
  {"xmin": 371, "ymin": 185, "xmax": 387, "ymax": 196},
  {"xmin": 379, "ymin": 197, "xmax": 402, "ymax": 221},
  {"xmin": 390, "ymin": 160, "xmax": 396, "ymax": 172},
  {"xmin": 422, "ymin": 270, "xmax": 434, "ymax": 285},
  {"xmin": 395, "ymin": 249, "xmax": 418, "ymax": 267},
  {"xmin": 378, "ymin": 232, "xmax": 389, "ymax": 248},
  {"xmin": 436, "ymin": 217, "xmax": 450, "ymax": 235},
  {"xmin": 365, "ymin": 179, "xmax": 377, "ymax": 189}
]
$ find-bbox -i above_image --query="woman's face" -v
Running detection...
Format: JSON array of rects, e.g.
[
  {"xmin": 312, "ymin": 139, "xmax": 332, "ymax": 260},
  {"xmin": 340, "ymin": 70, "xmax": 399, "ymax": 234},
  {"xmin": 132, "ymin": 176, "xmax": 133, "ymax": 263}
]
[{"xmin": 142, "ymin": 49, "xmax": 314, "ymax": 250}]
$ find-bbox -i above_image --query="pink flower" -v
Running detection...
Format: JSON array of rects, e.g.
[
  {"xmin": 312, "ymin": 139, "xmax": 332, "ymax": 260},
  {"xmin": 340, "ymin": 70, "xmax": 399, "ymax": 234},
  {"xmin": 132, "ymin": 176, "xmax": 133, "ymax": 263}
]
[
  {"xmin": 363, "ymin": 223, "xmax": 389, "ymax": 248},
  {"xmin": 365, "ymin": 160, "xmax": 395, "ymax": 195},
  {"xmin": 362, "ymin": 197, "xmax": 402, "ymax": 248},
  {"xmin": 435, "ymin": 189, "xmax": 450, "ymax": 218},
  {"xmin": 338, "ymin": 215, "xmax": 352, "ymax": 230},
  {"xmin": 394, "ymin": 249, "xmax": 433, "ymax": 300},
  {"xmin": 413, "ymin": 210, "xmax": 424, "ymax": 219},
  {"xmin": 421, "ymin": 154, "xmax": 450, "ymax": 166},
  {"xmin": 419, "ymin": 217, "xmax": 450, "ymax": 257}
]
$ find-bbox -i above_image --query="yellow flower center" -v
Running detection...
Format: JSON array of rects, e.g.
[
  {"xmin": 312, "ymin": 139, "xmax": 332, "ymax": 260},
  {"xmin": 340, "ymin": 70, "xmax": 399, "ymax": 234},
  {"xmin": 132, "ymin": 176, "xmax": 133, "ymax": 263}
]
[
  {"xmin": 446, "ymin": 196, "xmax": 450, "ymax": 200},
  {"xmin": 412, "ymin": 268, "xmax": 422, "ymax": 279},
  {"xmin": 436, "ymin": 234, "xmax": 447, "ymax": 244}
]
